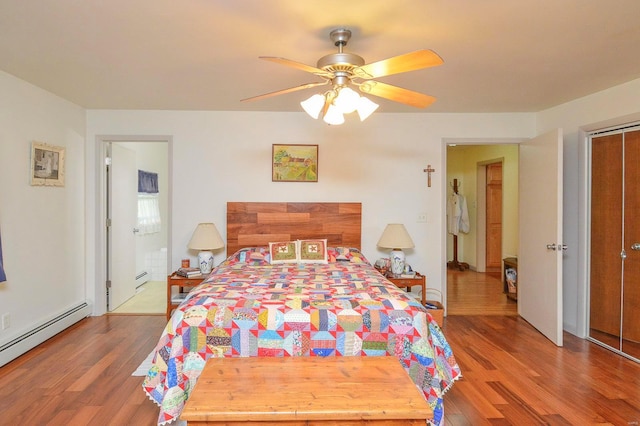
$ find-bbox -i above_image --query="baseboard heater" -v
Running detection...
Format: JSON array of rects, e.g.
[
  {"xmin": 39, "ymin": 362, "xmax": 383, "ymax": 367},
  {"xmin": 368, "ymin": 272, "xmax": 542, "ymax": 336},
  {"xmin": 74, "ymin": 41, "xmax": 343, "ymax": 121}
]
[
  {"xmin": 136, "ymin": 270, "xmax": 149, "ymax": 287},
  {"xmin": 0, "ymin": 301, "xmax": 92, "ymax": 368}
]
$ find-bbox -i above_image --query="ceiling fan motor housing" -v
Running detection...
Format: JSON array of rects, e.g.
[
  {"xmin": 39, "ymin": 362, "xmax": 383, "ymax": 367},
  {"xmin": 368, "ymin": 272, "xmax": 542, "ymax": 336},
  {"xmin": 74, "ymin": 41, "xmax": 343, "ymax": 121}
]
[
  {"xmin": 317, "ymin": 53, "xmax": 364, "ymax": 89},
  {"xmin": 317, "ymin": 28, "xmax": 365, "ymax": 88}
]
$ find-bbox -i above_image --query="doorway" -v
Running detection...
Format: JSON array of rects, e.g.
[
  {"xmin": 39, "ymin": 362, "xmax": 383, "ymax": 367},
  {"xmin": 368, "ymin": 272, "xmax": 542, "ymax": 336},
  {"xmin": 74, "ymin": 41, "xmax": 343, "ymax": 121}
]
[
  {"xmin": 445, "ymin": 143, "xmax": 519, "ymax": 315},
  {"xmin": 98, "ymin": 136, "xmax": 172, "ymax": 315}
]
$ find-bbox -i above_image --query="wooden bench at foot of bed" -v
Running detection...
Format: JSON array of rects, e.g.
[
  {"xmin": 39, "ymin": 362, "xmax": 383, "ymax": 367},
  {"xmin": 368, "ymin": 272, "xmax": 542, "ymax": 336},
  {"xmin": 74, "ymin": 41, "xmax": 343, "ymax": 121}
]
[{"xmin": 180, "ymin": 356, "xmax": 433, "ymax": 426}]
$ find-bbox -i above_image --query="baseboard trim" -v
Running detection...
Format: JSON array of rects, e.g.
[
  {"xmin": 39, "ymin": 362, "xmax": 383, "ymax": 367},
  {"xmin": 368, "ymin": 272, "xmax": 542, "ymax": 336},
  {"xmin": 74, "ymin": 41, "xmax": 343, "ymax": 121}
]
[{"xmin": 0, "ymin": 301, "xmax": 92, "ymax": 367}]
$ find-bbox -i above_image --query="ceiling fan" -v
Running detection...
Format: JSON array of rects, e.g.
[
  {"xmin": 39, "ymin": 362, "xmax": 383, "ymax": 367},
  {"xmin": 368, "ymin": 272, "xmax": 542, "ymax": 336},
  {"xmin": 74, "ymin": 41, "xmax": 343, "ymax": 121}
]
[{"xmin": 241, "ymin": 28, "xmax": 444, "ymax": 123}]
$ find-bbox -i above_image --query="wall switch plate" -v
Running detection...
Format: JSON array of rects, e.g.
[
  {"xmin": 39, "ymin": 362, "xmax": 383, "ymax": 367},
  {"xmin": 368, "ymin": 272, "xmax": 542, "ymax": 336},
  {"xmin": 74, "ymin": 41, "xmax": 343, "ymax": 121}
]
[
  {"xmin": 1, "ymin": 313, "xmax": 10, "ymax": 330},
  {"xmin": 417, "ymin": 213, "xmax": 428, "ymax": 223}
]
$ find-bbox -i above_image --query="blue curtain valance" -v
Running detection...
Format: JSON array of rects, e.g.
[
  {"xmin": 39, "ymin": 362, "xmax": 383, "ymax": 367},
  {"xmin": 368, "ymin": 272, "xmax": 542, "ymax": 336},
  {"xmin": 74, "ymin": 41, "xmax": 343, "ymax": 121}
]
[
  {"xmin": 0, "ymin": 229, "xmax": 6, "ymax": 282},
  {"xmin": 138, "ymin": 170, "xmax": 159, "ymax": 194}
]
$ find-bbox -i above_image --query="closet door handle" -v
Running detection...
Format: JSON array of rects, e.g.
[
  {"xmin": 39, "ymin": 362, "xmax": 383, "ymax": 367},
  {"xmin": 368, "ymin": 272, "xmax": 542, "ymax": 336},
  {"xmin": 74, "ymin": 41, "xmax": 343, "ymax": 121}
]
[{"xmin": 631, "ymin": 243, "xmax": 640, "ymax": 251}]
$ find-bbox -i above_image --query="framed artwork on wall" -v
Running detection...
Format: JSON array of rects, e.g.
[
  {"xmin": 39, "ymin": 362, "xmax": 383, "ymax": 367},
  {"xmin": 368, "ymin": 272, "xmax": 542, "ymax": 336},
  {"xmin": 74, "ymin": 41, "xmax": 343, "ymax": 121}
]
[
  {"xmin": 30, "ymin": 141, "xmax": 65, "ymax": 187},
  {"xmin": 272, "ymin": 144, "xmax": 318, "ymax": 182}
]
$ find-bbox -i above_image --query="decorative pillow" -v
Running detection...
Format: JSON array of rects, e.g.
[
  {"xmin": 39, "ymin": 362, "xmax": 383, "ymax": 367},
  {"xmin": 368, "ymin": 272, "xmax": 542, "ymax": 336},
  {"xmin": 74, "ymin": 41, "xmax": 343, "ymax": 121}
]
[
  {"xmin": 298, "ymin": 239, "xmax": 328, "ymax": 264},
  {"xmin": 269, "ymin": 241, "xmax": 299, "ymax": 264},
  {"xmin": 328, "ymin": 247, "xmax": 369, "ymax": 264},
  {"xmin": 236, "ymin": 247, "xmax": 271, "ymax": 265}
]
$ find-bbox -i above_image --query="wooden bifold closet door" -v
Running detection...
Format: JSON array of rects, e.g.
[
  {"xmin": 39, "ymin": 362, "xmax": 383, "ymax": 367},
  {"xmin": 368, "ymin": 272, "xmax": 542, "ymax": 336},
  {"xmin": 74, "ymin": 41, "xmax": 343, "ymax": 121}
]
[
  {"xmin": 622, "ymin": 130, "xmax": 640, "ymax": 357},
  {"xmin": 590, "ymin": 129, "xmax": 640, "ymax": 360}
]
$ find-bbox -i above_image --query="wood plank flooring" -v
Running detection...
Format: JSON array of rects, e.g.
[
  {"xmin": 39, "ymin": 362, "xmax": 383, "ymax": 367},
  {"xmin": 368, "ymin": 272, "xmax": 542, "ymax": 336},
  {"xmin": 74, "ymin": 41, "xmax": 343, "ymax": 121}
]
[
  {"xmin": 1, "ymin": 278, "xmax": 638, "ymax": 425},
  {"xmin": 447, "ymin": 269, "xmax": 517, "ymax": 316},
  {"xmin": 0, "ymin": 315, "xmax": 166, "ymax": 425}
]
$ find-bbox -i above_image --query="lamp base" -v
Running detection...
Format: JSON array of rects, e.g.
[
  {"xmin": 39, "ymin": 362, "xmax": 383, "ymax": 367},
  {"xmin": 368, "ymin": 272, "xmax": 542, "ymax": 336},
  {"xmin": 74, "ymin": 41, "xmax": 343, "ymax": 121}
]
[
  {"xmin": 389, "ymin": 249, "xmax": 405, "ymax": 276},
  {"xmin": 198, "ymin": 250, "xmax": 214, "ymax": 275}
]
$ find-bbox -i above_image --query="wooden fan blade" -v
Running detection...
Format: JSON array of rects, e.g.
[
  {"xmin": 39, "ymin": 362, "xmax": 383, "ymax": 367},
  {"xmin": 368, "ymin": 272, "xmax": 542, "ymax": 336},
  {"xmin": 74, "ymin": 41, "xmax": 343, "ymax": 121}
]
[
  {"xmin": 241, "ymin": 81, "xmax": 329, "ymax": 103},
  {"xmin": 259, "ymin": 57, "xmax": 333, "ymax": 78},
  {"xmin": 353, "ymin": 49, "xmax": 443, "ymax": 79},
  {"xmin": 358, "ymin": 81, "xmax": 436, "ymax": 108}
]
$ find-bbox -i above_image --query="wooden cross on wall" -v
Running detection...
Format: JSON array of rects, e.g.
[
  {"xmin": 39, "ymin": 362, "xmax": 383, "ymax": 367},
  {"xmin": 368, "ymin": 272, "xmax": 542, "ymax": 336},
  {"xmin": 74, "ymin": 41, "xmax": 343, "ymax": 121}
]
[{"xmin": 423, "ymin": 164, "xmax": 435, "ymax": 187}]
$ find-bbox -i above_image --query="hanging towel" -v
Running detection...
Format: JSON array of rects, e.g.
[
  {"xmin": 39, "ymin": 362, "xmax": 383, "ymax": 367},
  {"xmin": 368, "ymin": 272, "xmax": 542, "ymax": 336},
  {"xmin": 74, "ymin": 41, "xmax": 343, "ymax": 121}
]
[
  {"xmin": 447, "ymin": 193, "xmax": 470, "ymax": 235},
  {"xmin": 0, "ymin": 228, "xmax": 6, "ymax": 282}
]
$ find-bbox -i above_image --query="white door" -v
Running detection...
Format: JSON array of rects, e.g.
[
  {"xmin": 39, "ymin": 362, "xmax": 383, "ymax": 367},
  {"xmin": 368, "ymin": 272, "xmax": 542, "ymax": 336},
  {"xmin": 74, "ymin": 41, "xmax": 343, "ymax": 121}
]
[
  {"xmin": 108, "ymin": 143, "xmax": 138, "ymax": 311},
  {"xmin": 518, "ymin": 129, "xmax": 563, "ymax": 346}
]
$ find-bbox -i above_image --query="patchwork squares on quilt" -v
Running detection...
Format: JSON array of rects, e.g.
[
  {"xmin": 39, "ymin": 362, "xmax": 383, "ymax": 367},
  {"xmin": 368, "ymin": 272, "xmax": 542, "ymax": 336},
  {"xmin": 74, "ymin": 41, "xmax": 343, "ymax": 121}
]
[{"xmin": 143, "ymin": 253, "xmax": 460, "ymax": 426}]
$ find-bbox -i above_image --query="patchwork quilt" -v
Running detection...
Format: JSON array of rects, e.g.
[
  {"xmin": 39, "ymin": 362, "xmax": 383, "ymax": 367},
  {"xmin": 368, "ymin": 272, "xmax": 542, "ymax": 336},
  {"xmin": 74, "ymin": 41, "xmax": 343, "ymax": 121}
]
[{"xmin": 143, "ymin": 248, "xmax": 461, "ymax": 425}]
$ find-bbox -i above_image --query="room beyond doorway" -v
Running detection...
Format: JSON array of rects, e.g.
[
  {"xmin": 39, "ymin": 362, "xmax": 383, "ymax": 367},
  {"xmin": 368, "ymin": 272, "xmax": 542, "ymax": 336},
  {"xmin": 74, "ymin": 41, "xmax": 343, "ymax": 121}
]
[
  {"xmin": 445, "ymin": 142, "xmax": 520, "ymax": 314},
  {"xmin": 95, "ymin": 135, "xmax": 173, "ymax": 315}
]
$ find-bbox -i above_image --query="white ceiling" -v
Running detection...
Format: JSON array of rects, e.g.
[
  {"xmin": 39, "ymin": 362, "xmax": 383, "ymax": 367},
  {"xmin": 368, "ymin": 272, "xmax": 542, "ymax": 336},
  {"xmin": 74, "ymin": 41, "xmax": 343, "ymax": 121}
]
[{"xmin": 1, "ymin": 0, "xmax": 640, "ymax": 113}]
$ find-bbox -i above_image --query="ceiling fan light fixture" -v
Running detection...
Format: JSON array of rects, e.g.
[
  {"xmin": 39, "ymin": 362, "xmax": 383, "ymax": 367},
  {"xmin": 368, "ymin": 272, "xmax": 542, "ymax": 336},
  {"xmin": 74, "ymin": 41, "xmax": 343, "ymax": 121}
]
[
  {"xmin": 300, "ymin": 94, "xmax": 325, "ymax": 119},
  {"xmin": 247, "ymin": 29, "xmax": 442, "ymax": 124},
  {"xmin": 323, "ymin": 104, "xmax": 345, "ymax": 125},
  {"xmin": 334, "ymin": 87, "xmax": 360, "ymax": 114},
  {"xmin": 356, "ymin": 96, "xmax": 379, "ymax": 121}
]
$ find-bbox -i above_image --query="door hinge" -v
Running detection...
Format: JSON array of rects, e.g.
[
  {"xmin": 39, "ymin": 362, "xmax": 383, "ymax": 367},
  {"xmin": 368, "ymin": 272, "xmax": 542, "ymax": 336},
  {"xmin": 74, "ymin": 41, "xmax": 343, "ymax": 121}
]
[
  {"xmin": 106, "ymin": 280, "xmax": 112, "ymax": 289},
  {"xmin": 106, "ymin": 218, "xmax": 112, "ymax": 228},
  {"xmin": 105, "ymin": 156, "xmax": 112, "ymax": 166}
]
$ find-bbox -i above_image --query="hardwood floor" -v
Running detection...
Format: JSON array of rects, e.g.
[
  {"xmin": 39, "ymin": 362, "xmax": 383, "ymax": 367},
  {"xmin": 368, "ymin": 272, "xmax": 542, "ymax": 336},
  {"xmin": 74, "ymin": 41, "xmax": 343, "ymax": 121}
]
[
  {"xmin": 447, "ymin": 269, "xmax": 517, "ymax": 316},
  {"xmin": 442, "ymin": 316, "xmax": 640, "ymax": 425},
  {"xmin": 0, "ymin": 315, "xmax": 166, "ymax": 425},
  {"xmin": 1, "ymin": 302, "xmax": 638, "ymax": 424}
]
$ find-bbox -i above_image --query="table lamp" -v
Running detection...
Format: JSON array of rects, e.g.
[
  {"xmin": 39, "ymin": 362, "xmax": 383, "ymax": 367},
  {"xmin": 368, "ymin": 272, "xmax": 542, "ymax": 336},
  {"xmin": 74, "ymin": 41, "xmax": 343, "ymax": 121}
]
[
  {"xmin": 377, "ymin": 223, "xmax": 415, "ymax": 276},
  {"xmin": 187, "ymin": 223, "xmax": 224, "ymax": 275}
]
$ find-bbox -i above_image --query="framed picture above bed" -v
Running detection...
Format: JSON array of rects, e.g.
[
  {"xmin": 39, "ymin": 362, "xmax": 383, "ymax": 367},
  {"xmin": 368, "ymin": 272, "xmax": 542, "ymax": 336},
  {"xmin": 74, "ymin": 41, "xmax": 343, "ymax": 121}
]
[
  {"xmin": 30, "ymin": 141, "xmax": 65, "ymax": 187},
  {"xmin": 272, "ymin": 144, "xmax": 318, "ymax": 182}
]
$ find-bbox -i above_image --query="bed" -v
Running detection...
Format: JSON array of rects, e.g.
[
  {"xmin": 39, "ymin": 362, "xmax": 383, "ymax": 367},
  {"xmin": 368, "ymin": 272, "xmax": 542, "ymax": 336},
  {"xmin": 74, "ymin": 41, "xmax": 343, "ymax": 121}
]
[{"xmin": 143, "ymin": 202, "xmax": 461, "ymax": 425}]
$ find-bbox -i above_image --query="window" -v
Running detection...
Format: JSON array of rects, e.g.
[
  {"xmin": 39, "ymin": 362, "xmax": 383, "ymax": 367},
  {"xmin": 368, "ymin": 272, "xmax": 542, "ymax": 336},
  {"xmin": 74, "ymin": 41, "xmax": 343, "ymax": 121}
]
[
  {"xmin": 137, "ymin": 194, "xmax": 161, "ymax": 235},
  {"xmin": 137, "ymin": 170, "xmax": 161, "ymax": 235}
]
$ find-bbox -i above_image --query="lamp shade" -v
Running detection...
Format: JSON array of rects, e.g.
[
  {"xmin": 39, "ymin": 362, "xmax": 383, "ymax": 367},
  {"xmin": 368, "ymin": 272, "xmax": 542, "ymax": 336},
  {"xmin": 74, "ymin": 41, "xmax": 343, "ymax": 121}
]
[
  {"xmin": 356, "ymin": 96, "xmax": 379, "ymax": 121},
  {"xmin": 188, "ymin": 223, "xmax": 224, "ymax": 275},
  {"xmin": 334, "ymin": 87, "xmax": 360, "ymax": 113},
  {"xmin": 300, "ymin": 94, "xmax": 325, "ymax": 119},
  {"xmin": 323, "ymin": 103, "xmax": 345, "ymax": 125},
  {"xmin": 377, "ymin": 224, "xmax": 414, "ymax": 276},
  {"xmin": 377, "ymin": 224, "xmax": 415, "ymax": 249},
  {"xmin": 188, "ymin": 223, "xmax": 224, "ymax": 250}
]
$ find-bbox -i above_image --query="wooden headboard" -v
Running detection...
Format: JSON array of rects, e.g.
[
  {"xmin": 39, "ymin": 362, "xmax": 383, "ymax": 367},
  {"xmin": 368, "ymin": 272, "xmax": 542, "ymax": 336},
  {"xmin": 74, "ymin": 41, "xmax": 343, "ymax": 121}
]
[{"xmin": 226, "ymin": 202, "xmax": 362, "ymax": 255}]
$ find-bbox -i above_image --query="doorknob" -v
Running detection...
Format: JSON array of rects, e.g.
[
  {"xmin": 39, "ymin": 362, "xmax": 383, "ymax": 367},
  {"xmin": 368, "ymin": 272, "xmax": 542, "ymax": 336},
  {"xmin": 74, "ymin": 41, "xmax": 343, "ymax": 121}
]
[
  {"xmin": 546, "ymin": 243, "xmax": 567, "ymax": 251},
  {"xmin": 133, "ymin": 228, "xmax": 140, "ymax": 234},
  {"xmin": 632, "ymin": 243, "xmax": 640, "ymax": 251}
]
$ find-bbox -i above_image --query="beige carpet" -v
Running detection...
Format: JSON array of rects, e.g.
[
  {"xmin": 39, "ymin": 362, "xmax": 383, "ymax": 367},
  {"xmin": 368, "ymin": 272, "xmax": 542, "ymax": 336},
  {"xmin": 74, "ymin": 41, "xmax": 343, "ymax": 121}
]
[{"xmin": 112, "ymin": 280, "xmax": 165, "ymax": 314}]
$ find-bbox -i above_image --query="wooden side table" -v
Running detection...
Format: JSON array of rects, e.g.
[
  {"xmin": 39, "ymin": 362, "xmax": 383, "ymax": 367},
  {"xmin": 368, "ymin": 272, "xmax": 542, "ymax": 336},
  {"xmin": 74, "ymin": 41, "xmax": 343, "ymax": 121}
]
[
  {"xmin": 181, "ymin": 357, "xmax": 432, "ymax": 425},
  {"xmin": 385, "ymin": 272, "xmax": 426, "ymax": 306},
  {"xmin": 166, "ymin": 272, "xmax": 203, "ymax": 320}
]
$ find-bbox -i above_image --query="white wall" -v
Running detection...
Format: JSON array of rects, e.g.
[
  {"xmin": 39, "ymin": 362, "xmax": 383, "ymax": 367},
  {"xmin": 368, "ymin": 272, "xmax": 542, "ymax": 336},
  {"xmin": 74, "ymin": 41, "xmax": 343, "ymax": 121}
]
[
  {"xmin": 536, "ymin": 78, "xmax": 640, "ymax": 337},
  {"xmin": 86, "ymin": 110, "xmax": 535, "ymax": 315},
  {"xmin": 3, "ymin": 63, "xmax": 637, "ymax": 341},
  {"xmin": 0, "ymin": 71, "xmax": 86, "ymax": 345}
]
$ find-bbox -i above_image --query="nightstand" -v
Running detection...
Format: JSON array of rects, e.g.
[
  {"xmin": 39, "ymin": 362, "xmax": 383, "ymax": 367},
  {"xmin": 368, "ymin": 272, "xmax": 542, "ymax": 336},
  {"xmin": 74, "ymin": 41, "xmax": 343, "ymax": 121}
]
[
  {"xmin": 385, "ymin": 272, "xmax": 426, "ymax": 306},
  {"xmin": 166, "ymin": 272, "xmax": 204, "ymax": 320}
]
